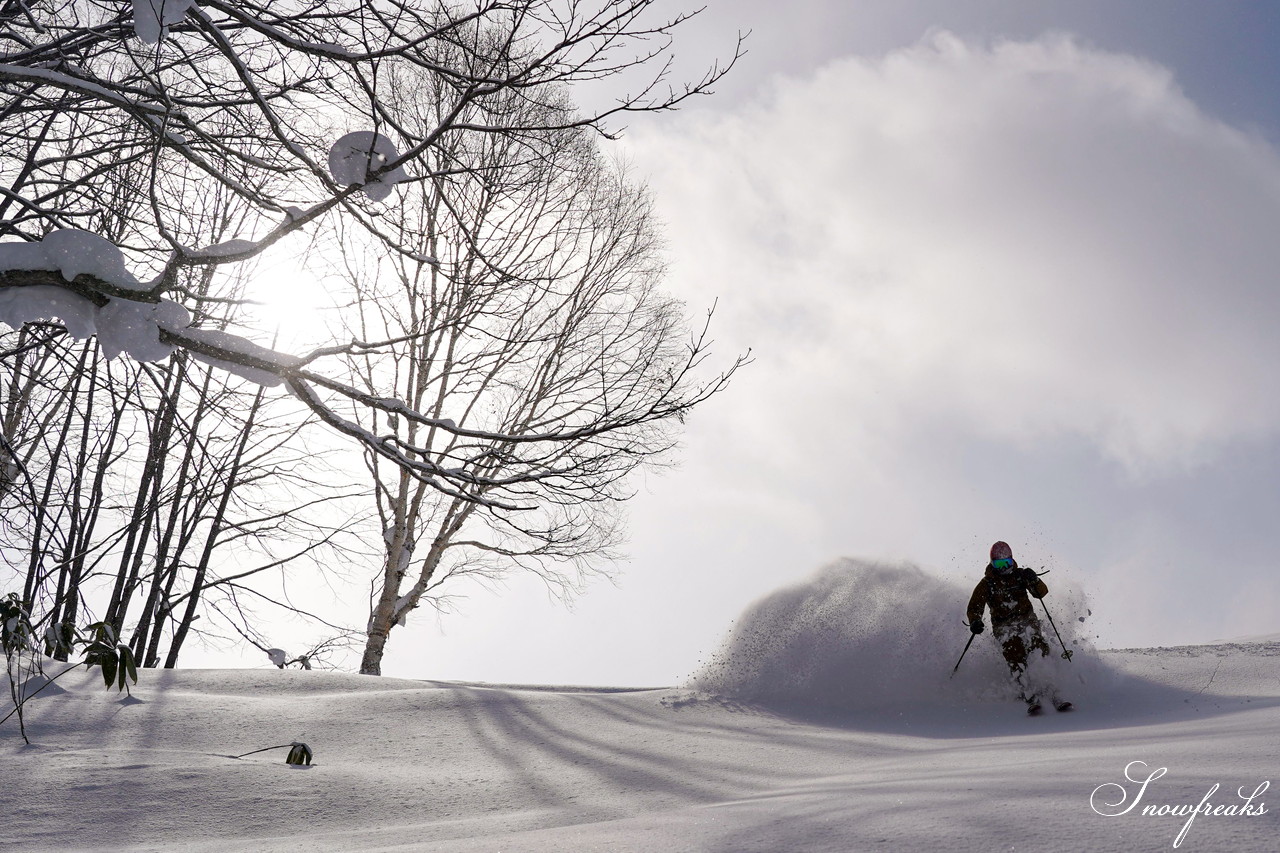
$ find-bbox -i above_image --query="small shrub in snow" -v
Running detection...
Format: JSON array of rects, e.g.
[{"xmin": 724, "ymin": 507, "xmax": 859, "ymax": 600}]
[
  {"xmin": 81, "ymin": 623, "xmax": 139, "ymax": 692},
  {"xmin": 2, "ymin": 593, "xmax": 40, "ymax": 741},
  {"xmin": 234, "ymin": 740, "xmax": 314, "ymax": 766},
  {"xmin": 265, "ymin": 648, "xmax": 313, "ymax": 669},
  {"xmin": 1, "ymin": 599, "xmax": 139, "ymax": 743},
  {"xmin": 286, "ymin": 742, "xmax": 313, "ymax": 766}
]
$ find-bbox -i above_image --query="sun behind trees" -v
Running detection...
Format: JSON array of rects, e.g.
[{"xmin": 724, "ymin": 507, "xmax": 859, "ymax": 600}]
[{"xmin": 0, "ymin": 1, "xmax": 745, "ymax": 678}]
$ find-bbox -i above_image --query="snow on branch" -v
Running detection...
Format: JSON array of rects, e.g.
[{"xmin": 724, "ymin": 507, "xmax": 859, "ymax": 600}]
[
  {"xmin": 0, "ymin": 253, "xmax": 739, "ymax": 509},
  {"xmin": 133, "ymin": 0, "xmax": 200, "ymax": 45},
  {"xmin": 0, "ymin": 1, "xmax": 746, "ymax": 509},
  {"xmin": 327, "ymin": 132, "xmax": 409, "ymax": 202},
  {"xmin": 0, "ymin": 265, "xmax": 499, "ymax": 502}
]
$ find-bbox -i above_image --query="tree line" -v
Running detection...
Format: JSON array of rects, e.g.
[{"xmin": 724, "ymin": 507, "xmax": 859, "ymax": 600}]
[{"xmin": 1, "ymin": 0, "xmax": 745, "ymax": 683}]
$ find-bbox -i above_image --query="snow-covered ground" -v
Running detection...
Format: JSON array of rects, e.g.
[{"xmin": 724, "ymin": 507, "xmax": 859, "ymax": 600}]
[{"xmin": 6, "ymin": 561, "xmax": 1277, "ymax": 852}]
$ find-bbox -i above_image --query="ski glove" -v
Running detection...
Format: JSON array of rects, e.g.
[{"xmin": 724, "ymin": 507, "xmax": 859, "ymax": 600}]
[
  {"xmin": 1019, "ymin": 568, "xmax": 1040, "ymax": 588},
  {"xmin": 970, "ymin": 618, "xmax": 985, "ymax": 635}
]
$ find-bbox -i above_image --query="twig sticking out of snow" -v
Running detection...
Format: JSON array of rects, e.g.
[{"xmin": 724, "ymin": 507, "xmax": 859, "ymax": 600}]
[{"xmin": 231, "ymin": 741, "xmax": 314, "ymax": 765}]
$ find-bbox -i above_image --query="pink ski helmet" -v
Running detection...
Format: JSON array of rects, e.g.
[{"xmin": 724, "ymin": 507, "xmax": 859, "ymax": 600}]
[{"xmin": 990, "ymin": 541, "xmax": 1013, "ymax": 561}]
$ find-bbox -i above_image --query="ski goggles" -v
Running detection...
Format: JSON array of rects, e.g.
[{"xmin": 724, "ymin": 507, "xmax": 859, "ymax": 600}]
[{"xmin": 991, "ymin": 558, "xmax": 1015, "ymax": 570}]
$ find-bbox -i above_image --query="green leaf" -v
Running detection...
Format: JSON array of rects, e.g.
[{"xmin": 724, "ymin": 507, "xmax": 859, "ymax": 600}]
[
  {"xmin": 286, "ymin": 742, "xmax": 313, "ymax": 766},
  {"xmin": 85, "ymin": 621, "xmax": 115, "ymax": 646},
  {"xmin": 122, "ymin": 646, "xmax": 138, "ymax": 685},
  {"xmin": 99, "ymin": 653, "xmax": 117, "ymax": 688}
]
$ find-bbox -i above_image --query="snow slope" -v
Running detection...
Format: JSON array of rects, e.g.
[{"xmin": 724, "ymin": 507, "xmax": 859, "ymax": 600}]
[{"xmin": 6, "ymin": 561, "xmax": 1278, "ymax": 852}]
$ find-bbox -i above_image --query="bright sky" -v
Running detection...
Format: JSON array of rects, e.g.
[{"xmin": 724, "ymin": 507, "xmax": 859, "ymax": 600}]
[{"xmin": 184, "ymin": 1, "xmax": 1280, "ymax": 687}]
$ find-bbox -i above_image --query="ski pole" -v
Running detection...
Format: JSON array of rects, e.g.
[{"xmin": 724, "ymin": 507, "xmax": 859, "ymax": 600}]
[
  {"xmin": 1038, "ymin": 598, "xmax": 1074, "ymax": 662},
  {"xmin": 950, "ymin": 626, "xmax": 977, "ymax": 678}
]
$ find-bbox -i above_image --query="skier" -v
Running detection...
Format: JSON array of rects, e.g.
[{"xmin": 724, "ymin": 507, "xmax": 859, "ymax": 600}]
[{"xmin": 966, "ymin": 541, "xmax": 1071, "ymax": 714}]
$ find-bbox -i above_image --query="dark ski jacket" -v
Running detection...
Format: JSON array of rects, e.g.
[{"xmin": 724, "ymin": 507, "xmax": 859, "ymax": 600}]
[{"xmin": 966, "ymin": 562, "xmax": 1049, "ymax": 630}]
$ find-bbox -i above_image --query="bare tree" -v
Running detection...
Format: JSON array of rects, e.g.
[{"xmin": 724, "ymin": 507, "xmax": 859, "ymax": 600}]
[
  {"xmin": 0, "ymin": 3, "xmax": 742, "ymax": 496},
  {"xmin": 1, "ymin": 1, "xmax": 744, "ymax": 676},
  {"xmin": 0, "ymin": 320, "xmax": 366, "ymax": 670},
  {"xmin": 1, "ymin": 147, "xmax": 367, "ymax": 672},
  {"xmin": 327, "ymin": 72, "xmax": 742, "ymax": 673}
]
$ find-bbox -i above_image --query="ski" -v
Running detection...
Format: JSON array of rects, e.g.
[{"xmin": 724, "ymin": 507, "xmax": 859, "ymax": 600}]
[
  {"xmin": 1053, "ymin": 700, "xmax": 1073, "ymax": 712},
  {"xmin": 1025, "ymin": 696, "xmax": 1042, "ymax": 715}
]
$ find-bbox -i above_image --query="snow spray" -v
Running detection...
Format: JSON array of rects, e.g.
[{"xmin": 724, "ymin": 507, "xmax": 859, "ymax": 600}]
[{"xmin": 691, "ymin": 557, "xmax": 1108, "ymax": 712}]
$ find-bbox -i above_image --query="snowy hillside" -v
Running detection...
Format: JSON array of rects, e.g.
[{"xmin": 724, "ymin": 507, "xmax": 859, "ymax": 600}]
[{"xmin": 6, "ymin": 562, "xmax": 1277, "ymax": 852}]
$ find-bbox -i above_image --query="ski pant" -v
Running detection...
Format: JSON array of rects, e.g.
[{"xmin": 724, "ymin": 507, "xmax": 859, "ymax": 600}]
[{"xmin": 993, "ymin": 618, "xmax": 1050, "ymax": 678}]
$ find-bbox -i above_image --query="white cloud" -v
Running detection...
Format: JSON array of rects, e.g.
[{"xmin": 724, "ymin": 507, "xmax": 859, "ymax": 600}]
[{"xmin": 629, "ymin": 31, "xmax": 1280, "ymax": 472}]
